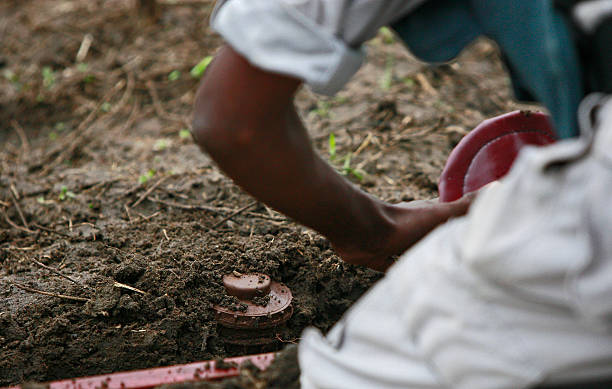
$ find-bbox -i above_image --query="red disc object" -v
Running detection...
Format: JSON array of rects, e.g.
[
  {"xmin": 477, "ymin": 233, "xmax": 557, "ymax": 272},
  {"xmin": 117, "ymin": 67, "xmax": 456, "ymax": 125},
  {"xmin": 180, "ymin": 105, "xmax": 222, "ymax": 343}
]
[{"xmin": 438, "ymin": 111, "xmax": 556, "ymax": 202}]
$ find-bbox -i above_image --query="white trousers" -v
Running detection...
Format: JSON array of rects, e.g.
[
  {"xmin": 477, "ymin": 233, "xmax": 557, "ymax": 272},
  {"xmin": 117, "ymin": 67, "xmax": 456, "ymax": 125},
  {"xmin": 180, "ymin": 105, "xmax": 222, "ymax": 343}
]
[{"xmin": 299, "ymin": 97, "xmax": 612, "ymax": 389}]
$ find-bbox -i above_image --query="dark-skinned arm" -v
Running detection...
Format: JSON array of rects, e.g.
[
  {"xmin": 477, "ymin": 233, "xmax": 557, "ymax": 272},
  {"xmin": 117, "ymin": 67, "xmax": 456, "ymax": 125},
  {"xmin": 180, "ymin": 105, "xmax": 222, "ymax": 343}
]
[{"xmin": 192, "ymin": 46, "xmax": 473, "ymax": 271}]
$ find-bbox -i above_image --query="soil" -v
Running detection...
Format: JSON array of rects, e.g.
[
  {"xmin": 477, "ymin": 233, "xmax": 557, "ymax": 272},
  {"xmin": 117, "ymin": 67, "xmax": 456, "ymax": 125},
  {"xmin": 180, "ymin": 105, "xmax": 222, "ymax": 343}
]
[{"xmin": 1, "ymin": 1, "xmax": 540, "ymax": 387}]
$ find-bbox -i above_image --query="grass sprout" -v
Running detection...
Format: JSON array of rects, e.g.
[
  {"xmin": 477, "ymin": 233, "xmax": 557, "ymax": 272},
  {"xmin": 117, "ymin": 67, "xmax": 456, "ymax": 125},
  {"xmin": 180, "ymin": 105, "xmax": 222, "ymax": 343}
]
[
  {"xmin": 58, "ymin": 186, "xmax": 76, "ymax": 201},
  {"xmin": 168, "ymin": 70, "xmax": 181, "ymax": 81},
  {"xmin": 139, "ymin": 169, "xmax": 156, "ymax": 184},
  {"xmin": 327, "ymin": 134, "xmax": 364, "ymax": 181},
  {"xmin": 190, "ymin": 56, "xmax": 213, "ymax": 79},
  {"xmin": 341, "ymin": 153, "xmax": 364, "ymax": 181},
  {"xmin": 379, "ymin": 27, "xmax": 396, "ymax": 44},
  {"xmin": 153, "ymin": 139, "xmax": 169, "ymax": 151},
  {"xmin": 179, "ymin": 129, "xmax": 191, "ymax": 139},
  {"xmin": 42, "ymin": 66, "xmax": 56, "ymax": 89},
  {"xmin": 380, "ymin": 56, "xmax": 394, "ymax": 91},
  {"xmin": 328, "ymin": 133, "xmax": 336, "ymax": 160}
]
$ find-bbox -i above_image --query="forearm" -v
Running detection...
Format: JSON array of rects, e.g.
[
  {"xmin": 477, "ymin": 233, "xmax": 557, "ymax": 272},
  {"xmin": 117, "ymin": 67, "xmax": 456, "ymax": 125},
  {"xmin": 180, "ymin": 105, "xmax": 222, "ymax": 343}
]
[
  {"xmin": 192, "ymin": 46, "xmax": 472, "ymax": 271},
  {"xmin": 192, "ymin": 47, "xmax": 392, "ymax": 251},
  {"xmin": 197, "ymin": 98, "xmax": 393, "ymax": 251}
]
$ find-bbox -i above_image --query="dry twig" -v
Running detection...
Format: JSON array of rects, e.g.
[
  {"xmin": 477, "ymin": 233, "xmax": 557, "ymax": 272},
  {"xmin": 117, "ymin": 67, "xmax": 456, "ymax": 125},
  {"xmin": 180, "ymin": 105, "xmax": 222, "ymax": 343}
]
[
  {"xmin": 41, "ymin": 79, "xmax": 126, "ymax": 176},
  {"xmin": 9, "ymin": 189, "xmax": 29, "ymax": 230},
  {"xmin": 2, "ymin": 210, "xmax": 34, "ymax": 234},
  {"xmin": 131, "ymin": 175, "xmax": 170, "ymax": 207},
  {"xmin": 11, "ymin": 120, "xmax": 30, "ymax": 156},
  {"xmin": 415, "ymin": 72, "xmax": 438, "ymax": 96},
  {"xmin": 146, "ymin": 80, "xmax": 190, "ymax": 128},
  {"xmin": 11, "ymin": 282, "xmax": 89, "ymax": 303},
  {"xmin": 32, "ymin": 223, "xmax": 71, "ymax": 238},
  {"xmin": 29, "ymin": 257, "xmax": 90, "ymax": 291},
  {"xmin": 148, "ymin": 197, "xmax": 230, "ymax": 213},
  {"xmin": 211, "ymin": 201, "xmax": 258, "ymax": 229},
  {"xmin": 113, "ymin": 281, "xmax": 146, "ymax": 295}
]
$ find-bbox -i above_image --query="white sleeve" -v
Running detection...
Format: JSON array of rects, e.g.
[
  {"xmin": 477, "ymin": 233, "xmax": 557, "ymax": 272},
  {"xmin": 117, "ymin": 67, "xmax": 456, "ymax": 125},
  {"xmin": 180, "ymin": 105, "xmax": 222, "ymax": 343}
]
[{"xmin": 210, "ymin": 0, "xmax": 424, "ymax": 95}]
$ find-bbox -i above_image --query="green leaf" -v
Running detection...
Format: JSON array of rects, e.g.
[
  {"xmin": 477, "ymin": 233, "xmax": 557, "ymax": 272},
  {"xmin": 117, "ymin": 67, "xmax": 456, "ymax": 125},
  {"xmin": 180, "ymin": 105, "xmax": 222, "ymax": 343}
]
[
  {"xmin": 328, "ymin": 133, "xmax": 336, "ymax": 160},
  {"xmin": 190, "ymin": 56, "xmax": 213, "ymax": 79},
  {"xmin": 138, "ymin": 169, "xmax": 156, "ymax": 184},
  {"xmin": 380, "ymin": 56, "xmax": 394, "ymax": 91},
  {"xmin": 100, "ymin": 102, "xmax": 111, "ymax": 112},
  {"xmin": 342, "ymin": 153, "xmax": 352, "ymax": 172},
  {"xmin": 153, "ymin": 139, "xmax": 169, "ymax": 151},
  {"xmin": 402, "ymin": 77, "xmax": 415, "ymax": 88},
  {"xmin": 42, "ymin": 66, "xmax": 56, "ymax": 89},
  {"xmin": 179, "ymin": 129, "xmax": 191, "ymax": 139},
  {"xmin": 379, "ymin": 27, "xmax": 395, "ymax": 44},
  {"xmin": 3, "ymin": 69, "xmax": 18, "ymax": 83},
  {"xmin": 313, "ymin": 100, "xmax": 331, "ymax": 118},
  {"xmin": 168, "ymin": 70, "xmax": 181, "ymax": 81},
  {"xmin": 347, "ymin": 168, "xmax": 364, "ymax": 181},
  {"xmin": 58, "ymin": 185, "xmax": 76, "ymax": 201}
]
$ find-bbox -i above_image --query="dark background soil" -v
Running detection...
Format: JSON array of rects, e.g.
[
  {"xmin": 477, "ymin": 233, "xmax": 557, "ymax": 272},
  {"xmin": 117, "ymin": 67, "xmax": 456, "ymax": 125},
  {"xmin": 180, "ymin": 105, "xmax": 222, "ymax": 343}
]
[{"xmin": 1, "ymin": 0, "xmax": 539, "ymax": 387}]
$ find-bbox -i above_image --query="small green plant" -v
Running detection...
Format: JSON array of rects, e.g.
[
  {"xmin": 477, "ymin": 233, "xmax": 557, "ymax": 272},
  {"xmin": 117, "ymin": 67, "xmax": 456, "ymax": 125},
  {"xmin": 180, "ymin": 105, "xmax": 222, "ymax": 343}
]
[
  {"xmin": 55, "ymin": 122, "xmax": 66, "ymax": 132},
  {"xmin": 37, "ymin": 196, "xmax": 54, "ymax": 205},
  {"xmin": 333, "ymin": 95, "xmax": 348, "ymax": 104},
  {"xmin": 327, "ymin": 133, "xmax": 363, "ymax": 181},
  {"xmin": 378, "ymin": 27, "xmax": 395, "ymax": 44},
  {"xmin": 168, "ymin": 70, "xmax": 181, "ymax": 81},
  {"xmin": 341, "ymin": 153, "xmax": 364, "ymax": 181},
  {"xmin": 380, "ymin": 56, "xmax": 394, "ymax": 91},
  {"xmin": 139, "ymin": 169, "xmax": 156, "ymax": 184},
  {"xmin": 48, "ymin": 131, "xmax": 58, "ymax": 141},
  {"xmin": 3, "ymin": 69, "xmax": 17, "ymax": 82},
  {"xmin": 190, "ymin": 56, "xmax": 213, "ymax": 79},
  {"xmin": 77, "ymin": 63, "xmax": 95, "ymax": 83},
  {"xmin": 100, "ymin": 102, "xmax": 112, "ymax": 112},
  {"xmin": 42, "ymin": 66, "xmax": 56, "ymax": 89},
  {"xmin": 312, "ymin": 100, "xmax": 332, "ymax": 118},
  {"xmin": 58, "ymin": 186, "xmax": 76, "ymax": 201},
  {"xmin": 402, "ymin": 76, "xmax": 415, "ymax": 88},
  {"xmin": 328, "ymin": 133, "xmax": 336, "ymax": 160},
  {"xmin": 153, "ymin": 139, "xmax": 169, "ymax": 151},
  {"xmin": 3, "ymin": 69, "xmax": 21, "ymax": 90},
  {"xmin": 179, "ymin": 129, "xmax": 191, "ymax": 139}
]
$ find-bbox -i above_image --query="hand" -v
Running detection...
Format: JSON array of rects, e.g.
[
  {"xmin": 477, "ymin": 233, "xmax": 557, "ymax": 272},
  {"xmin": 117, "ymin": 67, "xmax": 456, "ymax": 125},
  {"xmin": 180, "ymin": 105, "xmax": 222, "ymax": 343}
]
[{"xmin": 332, "ymin": 193, "xmax": 476, "ymax": 272}]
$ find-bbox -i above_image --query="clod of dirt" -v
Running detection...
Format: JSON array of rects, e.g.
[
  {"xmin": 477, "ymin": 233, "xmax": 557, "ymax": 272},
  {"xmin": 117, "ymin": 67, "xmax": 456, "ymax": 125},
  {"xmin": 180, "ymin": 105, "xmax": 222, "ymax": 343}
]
[
  {"xmin": 212, "ymin": 359, "xmax": 238, "ymax": 371},
  {"xmin": 113, "ymin": 261, "xmax": 146, "ymax": 283}
]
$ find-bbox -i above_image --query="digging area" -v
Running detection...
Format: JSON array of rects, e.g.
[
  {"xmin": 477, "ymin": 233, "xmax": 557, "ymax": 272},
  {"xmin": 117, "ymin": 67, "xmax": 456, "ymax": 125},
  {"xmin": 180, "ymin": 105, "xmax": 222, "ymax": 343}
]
[{"xmin": 1, "ymin": 1, "xmax": 539, "ymax": 387}]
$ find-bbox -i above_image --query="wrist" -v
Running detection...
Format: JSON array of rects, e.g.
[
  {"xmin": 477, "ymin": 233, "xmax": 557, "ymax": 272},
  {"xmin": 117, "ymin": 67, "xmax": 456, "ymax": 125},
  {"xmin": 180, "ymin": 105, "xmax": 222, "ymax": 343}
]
[{"xmin": 328, "ymin": 197, "xmax": 398, "ymax": 270}]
